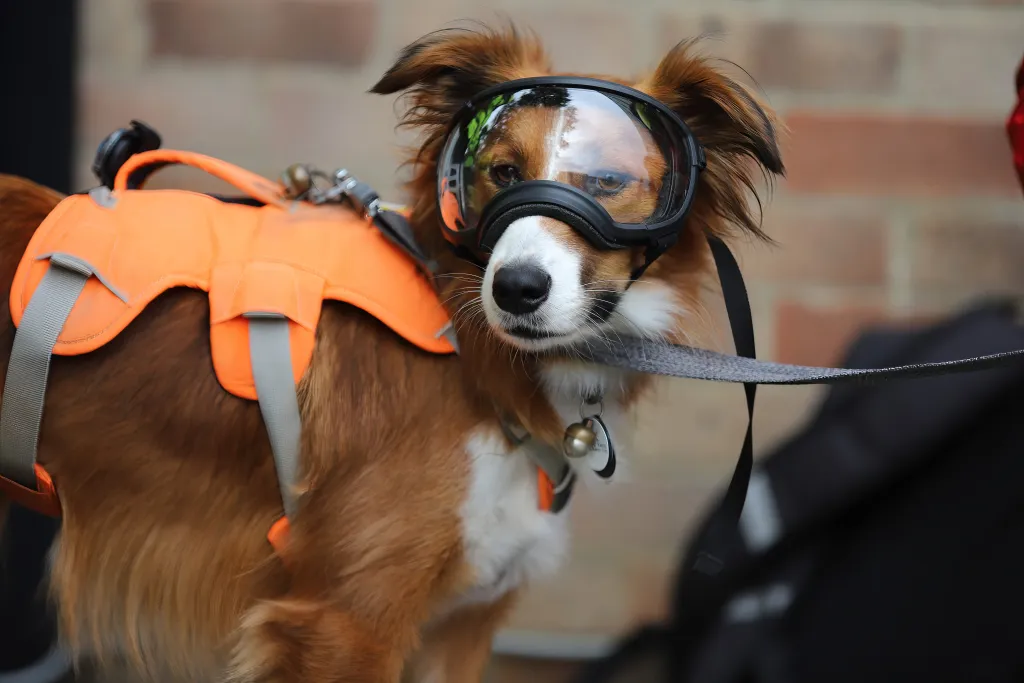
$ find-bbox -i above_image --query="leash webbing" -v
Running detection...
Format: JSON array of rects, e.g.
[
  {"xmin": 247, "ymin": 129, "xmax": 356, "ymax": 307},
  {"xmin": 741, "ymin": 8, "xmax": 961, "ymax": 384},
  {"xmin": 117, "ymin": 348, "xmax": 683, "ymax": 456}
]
[
  {"xmin": 579, "ymin": 334, "xmax": 1024, "ymax": 386},
  {"xmin": 578, "ymin": 235, "xmax": 1024, "ymax": 567},
  {"xmin": 576, "ymin": 235, "xmax": 1024, "ymax": 683}
]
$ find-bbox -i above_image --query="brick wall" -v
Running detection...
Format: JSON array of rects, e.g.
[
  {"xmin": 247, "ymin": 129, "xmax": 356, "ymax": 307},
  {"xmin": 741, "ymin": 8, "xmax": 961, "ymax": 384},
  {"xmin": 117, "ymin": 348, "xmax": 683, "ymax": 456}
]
[{"xmin": 78, "ymin": 0, "xmax": 1024, "ymax": 642}]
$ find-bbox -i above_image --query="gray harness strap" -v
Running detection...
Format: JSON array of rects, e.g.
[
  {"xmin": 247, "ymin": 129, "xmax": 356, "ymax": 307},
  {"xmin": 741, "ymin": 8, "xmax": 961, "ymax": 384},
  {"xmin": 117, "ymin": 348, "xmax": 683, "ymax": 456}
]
[
  {"xmin": 525, "ymin": 440, "xmax": 575, "ymax": 499},
  {"xmin": 0, "ymin": 254, "xmax": 100, "ymax": 488},
  {"xmin": 245, "ymin": 313, "xmax": 303, "ymax": 520},
  {"xmin": 498, "ymin": 408, "xmax": 576, "ymax": 514}
]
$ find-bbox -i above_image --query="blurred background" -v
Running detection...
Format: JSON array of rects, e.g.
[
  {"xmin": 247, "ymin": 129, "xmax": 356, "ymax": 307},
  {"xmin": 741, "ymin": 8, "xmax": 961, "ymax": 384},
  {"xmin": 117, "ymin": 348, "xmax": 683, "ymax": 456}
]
[{"xmin": 2, "ymin": 0, "xmax": 1023, "ymax": 681}]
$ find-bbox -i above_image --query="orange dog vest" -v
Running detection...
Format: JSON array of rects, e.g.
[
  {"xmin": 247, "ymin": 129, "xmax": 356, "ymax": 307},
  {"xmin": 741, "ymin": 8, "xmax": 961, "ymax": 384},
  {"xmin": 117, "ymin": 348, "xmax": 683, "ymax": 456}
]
[{"xmin": 0, "ymin": 148, "xmax": 575, "ymax": 555}]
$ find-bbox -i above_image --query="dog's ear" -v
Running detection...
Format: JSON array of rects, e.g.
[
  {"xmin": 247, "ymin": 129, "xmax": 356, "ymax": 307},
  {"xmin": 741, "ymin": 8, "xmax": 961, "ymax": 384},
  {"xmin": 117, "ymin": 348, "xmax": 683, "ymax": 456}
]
[
  {"xmin": 370, "ymin": 26, "xmax": 549, "ymax": 117},
  {"xmin": 648, "ymin": 40, "xmax": 784, "ymax": 176},
  {"xmin": 644, "ymin": 40, "xmax": 785, "ymax": 239}
]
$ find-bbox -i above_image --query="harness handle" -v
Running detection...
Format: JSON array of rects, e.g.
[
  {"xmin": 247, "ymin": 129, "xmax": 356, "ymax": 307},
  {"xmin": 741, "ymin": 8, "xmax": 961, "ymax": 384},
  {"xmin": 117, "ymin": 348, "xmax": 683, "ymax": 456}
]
[{"xmin": 113, "ymin": 149, "xmax": 289, "ymax": 208}]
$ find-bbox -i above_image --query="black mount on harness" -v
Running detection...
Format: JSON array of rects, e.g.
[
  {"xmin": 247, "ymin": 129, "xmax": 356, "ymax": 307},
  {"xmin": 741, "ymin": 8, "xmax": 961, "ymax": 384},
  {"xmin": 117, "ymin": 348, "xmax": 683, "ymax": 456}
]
[{"xmin": 91, "ymin": 120, "xmax": 162, "ymax": 191}]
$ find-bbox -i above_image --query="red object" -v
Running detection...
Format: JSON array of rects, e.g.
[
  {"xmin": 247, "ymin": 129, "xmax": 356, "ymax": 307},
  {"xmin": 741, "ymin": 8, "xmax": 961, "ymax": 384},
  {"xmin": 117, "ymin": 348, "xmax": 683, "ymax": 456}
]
[{"xmin": 1009, "ymin": 53, "xmax": 1024, "ymax": 195}]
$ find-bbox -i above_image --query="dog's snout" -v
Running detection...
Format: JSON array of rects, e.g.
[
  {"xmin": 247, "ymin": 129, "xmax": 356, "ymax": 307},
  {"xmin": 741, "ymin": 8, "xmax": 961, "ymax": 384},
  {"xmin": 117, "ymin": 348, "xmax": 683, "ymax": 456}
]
[{"xmin": 492, "ymin": 263, "xmax": 552, "ymax": 314}]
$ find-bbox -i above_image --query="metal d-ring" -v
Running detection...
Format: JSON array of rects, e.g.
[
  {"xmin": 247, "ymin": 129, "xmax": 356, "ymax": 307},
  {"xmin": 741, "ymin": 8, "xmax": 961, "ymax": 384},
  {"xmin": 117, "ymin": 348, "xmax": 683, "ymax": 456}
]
[
  {"xmin": 552, "ymin": 466, "xmax": 576, "ymax": 495},
  {"xmin": 579, "ymin": 395, "xmax": 604, "ymax": 420}
]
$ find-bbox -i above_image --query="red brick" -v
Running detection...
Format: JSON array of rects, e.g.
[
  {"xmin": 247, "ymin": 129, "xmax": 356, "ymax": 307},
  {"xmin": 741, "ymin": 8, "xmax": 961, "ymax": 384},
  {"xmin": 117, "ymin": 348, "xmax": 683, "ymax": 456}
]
[
  {"xmin": 783, "ymin": 113, "xmax": 1021, "ymax": 198},
  {"xmin": 146, "ymin": 0, "xmax": 377, "ymax": 66},
  {"xmin": 746, "ymin": 20, "xmax": 902, "ymax": 94},
  {"xmin": 498, "ymin": 9, "xmax": 639, "ymax": 74},
  {"xmin": 851, "ymin": 0, "xmax": 1022, "ymax": 5},
  {"xmin": 388, "ymin": 0, "xmax": 473, "ymax": 54},
  {"xmin": 909, "ymin": 216, "xmax": 1024, "ymax": 291},
  {"xmin": 775, "ymin": 301, "xmax": 894, "ymax": 367},
  {"xmin": 905, "ymin": 24, "xmax": 1024, "ymax": 114},
  {"xmin": 632, "ymin": 379, "xmax": 752, "ymax": 481},
  {"xmin": 570, "ymin": 481, "xmax": 709, "ymax": 553},
  {"xmin": 738, "ymin": 203, "xmax": 889, "ymax": 287},
  {"xmin": 262, "ymin": 76, "xmax": 414, "ymax": 199},
  {"xmin": 80, "ymin": 0, "xmax": 147, "ymax": 69},
  {"xmin": 77, "ymin": 69, "xmax": 276, "ymax": 180},
  {"xmin": 78, "ymin": 67, "xmax": 407, "ymax": 198},
  {"xmin": 657, "ymin": 15, "xmax": 902, "ymax": 94},
  {"xmin": 656, "ymin": 14, "xmax": 739, "ymax": 62}
]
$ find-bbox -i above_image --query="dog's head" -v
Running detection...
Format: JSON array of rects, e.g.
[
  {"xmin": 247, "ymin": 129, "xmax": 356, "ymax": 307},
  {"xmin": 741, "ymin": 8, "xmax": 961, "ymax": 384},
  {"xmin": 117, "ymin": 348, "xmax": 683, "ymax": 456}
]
[{"xmin": 372, "ymin": 25, "xmax": 784, "ymax": 355}]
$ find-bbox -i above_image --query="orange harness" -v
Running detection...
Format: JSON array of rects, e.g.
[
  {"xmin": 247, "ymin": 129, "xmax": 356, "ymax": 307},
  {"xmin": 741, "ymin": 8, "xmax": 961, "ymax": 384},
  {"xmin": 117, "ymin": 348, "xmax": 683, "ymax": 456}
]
[{"xmin": 0, "ymin": 149, "xmax": 575, "ymax": 554}]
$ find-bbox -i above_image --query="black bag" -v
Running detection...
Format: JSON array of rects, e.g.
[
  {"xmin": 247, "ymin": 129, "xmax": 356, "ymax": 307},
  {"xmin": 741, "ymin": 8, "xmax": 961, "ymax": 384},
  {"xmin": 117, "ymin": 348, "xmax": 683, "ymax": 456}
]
[{"xmin": 576, "ymin": 298, "xmax": 1024, "ymax": 683}]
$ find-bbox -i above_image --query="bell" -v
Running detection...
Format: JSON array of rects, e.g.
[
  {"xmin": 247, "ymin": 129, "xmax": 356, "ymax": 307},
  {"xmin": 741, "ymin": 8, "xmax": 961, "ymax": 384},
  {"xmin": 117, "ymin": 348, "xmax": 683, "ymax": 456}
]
[
  {"xmin": 281, "ymin": 163, "xmax": 312, "ymax": 198},
  {"xmin": 562, "ymin": 420, "xmax": 597, "ymax": 459}
]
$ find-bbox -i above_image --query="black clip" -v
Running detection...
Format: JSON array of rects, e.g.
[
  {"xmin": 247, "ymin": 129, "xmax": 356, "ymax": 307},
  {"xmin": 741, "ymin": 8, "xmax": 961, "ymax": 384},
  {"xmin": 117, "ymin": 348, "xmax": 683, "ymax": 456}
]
[
  {"xmin": 333, "ymin": 170, "xmax": 381, "ymax": 219},
  {"xmin": 91, "ymin": 120, "xmax": 162, "ymax": 190},
  {"xmin": 695, "ymin": 144, "xmax": 707, "ymax": 171}
]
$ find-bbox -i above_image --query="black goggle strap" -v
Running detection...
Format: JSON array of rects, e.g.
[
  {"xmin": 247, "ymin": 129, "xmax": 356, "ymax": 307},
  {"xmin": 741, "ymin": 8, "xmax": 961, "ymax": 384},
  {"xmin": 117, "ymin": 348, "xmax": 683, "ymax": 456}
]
[
  {"xmin": 625, "ymin": 234, "xmax": 760, "ymax": 581},
  {"xmin": 627, "ymin": 232, "xmax": 679, "ymax": 284},
  {"xmin": 687, "ymin": 235, "xmax": 758, "ymax": 574}
]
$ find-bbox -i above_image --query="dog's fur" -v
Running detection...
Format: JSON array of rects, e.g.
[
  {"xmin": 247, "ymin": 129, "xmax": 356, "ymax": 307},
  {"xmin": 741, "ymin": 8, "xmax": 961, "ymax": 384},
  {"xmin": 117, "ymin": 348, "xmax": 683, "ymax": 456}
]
[{"xmin": 0, "ymin": 25, "xmax": 782, "ymax": 683}]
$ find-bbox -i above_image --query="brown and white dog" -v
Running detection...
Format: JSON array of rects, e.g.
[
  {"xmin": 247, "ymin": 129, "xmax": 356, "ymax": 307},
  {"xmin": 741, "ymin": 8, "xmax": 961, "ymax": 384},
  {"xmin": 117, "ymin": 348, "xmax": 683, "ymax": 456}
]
[{"xmin": 0, "ymin": 24, "xmax": 783, "ymax": 683}]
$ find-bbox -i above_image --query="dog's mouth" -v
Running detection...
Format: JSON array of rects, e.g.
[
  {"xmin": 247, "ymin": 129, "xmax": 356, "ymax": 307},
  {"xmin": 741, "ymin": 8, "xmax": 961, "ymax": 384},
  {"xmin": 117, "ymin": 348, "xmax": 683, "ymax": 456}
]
[
  {"xmin": 473, "ymin": 271, "xmax": 629, "ymax": 351},
  {"xmin": 491, "ymin": 296, "xmax": 622, "ymax": 351},
  {"xmin": 502, "ymin": 324, "xmax": 566, "ymax": 340},
  {"xmin": 495, "ymin": 321, "xmax": 589, "ymax": 352}
]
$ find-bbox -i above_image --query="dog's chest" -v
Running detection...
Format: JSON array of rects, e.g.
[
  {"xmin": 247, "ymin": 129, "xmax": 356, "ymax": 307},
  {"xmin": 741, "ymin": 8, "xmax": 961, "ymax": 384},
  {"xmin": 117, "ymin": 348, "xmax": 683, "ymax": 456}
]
[
  {"xmin": 446, "ymin": 366, "xmax": 630, "ymax": 612},
  {"xmin": 452, "ymin": 429, "xmax": 570, "ymax": 609}
]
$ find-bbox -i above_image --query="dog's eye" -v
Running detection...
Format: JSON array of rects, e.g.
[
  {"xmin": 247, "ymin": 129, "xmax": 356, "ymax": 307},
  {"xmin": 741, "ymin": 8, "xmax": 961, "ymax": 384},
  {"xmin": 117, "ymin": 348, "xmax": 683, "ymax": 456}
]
[
  {"xmin": 584, "ymin": 171, "xmax": 631, "ymax": 196},
  {"xmin": 490, "ymin": 164, "xmax": 523, "ymax": 188}
]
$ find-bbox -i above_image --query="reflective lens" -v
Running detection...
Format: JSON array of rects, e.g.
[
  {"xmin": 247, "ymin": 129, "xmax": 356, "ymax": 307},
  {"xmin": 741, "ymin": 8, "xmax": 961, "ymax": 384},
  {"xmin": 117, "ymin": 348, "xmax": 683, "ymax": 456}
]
[{"xmin": 438, "ymin": 83, "xmax": 696, "ymax": 246}]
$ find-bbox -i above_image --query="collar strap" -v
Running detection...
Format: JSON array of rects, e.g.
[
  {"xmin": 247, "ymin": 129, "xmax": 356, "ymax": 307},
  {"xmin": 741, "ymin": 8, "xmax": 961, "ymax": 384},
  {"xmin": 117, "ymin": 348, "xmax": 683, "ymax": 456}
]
[{"xmin": 498, "ymin": 413, "xmax": 576, "ymax": 514}]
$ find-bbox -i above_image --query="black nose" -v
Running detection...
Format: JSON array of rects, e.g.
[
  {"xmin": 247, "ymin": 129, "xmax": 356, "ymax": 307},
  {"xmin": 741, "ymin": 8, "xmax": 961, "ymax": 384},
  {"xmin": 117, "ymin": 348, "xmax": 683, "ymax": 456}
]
[{"xmin": 492, "ymin": 264, "xmax": 552, "ymax": 315}]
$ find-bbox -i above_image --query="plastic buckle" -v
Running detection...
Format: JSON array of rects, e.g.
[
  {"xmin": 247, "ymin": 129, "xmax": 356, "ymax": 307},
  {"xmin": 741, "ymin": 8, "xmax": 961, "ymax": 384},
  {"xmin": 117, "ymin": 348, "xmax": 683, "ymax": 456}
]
[
  {"xmin": 91, "ymin": 120, "xmax": 162, "ymax": 190},
  {"xmin": 331, "ymin": 169, "xmax": 381, "ymax": 219}
]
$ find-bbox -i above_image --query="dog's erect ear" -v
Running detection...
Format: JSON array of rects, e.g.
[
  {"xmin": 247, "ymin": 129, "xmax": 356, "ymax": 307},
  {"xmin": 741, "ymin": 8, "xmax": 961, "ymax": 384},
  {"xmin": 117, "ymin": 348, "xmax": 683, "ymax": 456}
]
[
  {"xmin": 643, "ymin": 40, "xmax": 785, "ymax": 240},
  {"xmin": 646, "ymin": 40, "xmax": 784, "ymax": 177},
  {"xmin": 370, "ymin": 26, "xmax": 550, "ymax": 116}
]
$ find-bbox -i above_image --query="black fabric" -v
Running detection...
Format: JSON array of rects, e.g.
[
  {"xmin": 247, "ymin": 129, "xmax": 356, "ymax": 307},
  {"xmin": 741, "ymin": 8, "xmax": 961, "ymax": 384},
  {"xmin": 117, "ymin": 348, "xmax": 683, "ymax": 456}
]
[
  {"xmin": 0, "ymin": 0, "xmax": 77, "ymax": 195},
  {"xmin": 783, "ymin": 386, "xmax": 1024, "ymax": 683},
  {"xmin": 575, "ymin": 299, "xmax": 1024, "ymax": 683},
  {"xmin": 0, "ymin": 0, "xmax": 76, "ymax": 672}
]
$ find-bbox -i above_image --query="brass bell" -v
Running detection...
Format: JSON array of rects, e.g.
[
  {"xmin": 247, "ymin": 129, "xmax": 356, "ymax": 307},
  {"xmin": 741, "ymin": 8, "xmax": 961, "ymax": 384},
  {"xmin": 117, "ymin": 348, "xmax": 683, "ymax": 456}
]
[
  {"xmin": 562, "ymin": 420, "xmax": 597, "ymax": 459},
  {"xmin": 281, "ymin": 163, "xmax": 312, "ymax": 198}
]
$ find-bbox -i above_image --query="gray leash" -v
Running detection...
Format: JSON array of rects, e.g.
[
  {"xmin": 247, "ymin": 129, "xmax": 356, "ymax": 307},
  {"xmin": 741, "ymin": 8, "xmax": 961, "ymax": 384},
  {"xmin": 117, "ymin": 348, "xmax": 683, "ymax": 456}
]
[
  {"xmin": 581, "ymin": 235, "xmax": 1024, "ymax": 597},
  {"xmin": 578, "ymin": 336, "xmax": 1024, "ymax": 386}
]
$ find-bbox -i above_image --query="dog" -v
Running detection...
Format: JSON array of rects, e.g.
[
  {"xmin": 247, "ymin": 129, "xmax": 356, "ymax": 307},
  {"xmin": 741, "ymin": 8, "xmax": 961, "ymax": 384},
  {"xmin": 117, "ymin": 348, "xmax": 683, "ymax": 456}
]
[{"xmin": 0, "ymin": 24, "xmax": 783, "ymax": 683}]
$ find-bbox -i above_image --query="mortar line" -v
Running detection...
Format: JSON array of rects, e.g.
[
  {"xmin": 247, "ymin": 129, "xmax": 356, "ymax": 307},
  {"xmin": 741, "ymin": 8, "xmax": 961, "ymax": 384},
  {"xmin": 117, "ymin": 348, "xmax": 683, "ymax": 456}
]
[{"xmin": 888, "ymin": 208, "xmax": 914, "ymax": 313}]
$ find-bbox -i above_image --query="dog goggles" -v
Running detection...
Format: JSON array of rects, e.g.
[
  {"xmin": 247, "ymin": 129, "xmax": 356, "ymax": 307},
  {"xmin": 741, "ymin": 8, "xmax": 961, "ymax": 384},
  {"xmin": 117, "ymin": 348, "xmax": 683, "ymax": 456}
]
[{"xmin": 436, "ymin": 77, "xmax": 706, "ymax": 270}]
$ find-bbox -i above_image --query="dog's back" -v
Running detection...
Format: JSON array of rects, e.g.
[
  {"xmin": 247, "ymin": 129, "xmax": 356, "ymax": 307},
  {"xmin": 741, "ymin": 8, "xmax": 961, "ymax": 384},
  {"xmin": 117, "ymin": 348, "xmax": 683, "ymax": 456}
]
[
  {"xmin": 0, "ymin": 173, "xmax": 493, "ymax": 681},
  {"xmin": 0, "ymin": 174, "xmax": 289, "ymax": 675}
]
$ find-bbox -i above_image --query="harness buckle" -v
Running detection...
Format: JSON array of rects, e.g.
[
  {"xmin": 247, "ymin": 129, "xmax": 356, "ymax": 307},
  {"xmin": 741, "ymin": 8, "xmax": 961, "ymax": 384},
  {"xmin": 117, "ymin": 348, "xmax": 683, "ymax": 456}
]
[
  {"xmin": 280, "ymin": 164, "xmax": 381, "ymax": 218},
  {"xmin": 324, "ymin": 169, "xmax": 381, "ymax": 219}
]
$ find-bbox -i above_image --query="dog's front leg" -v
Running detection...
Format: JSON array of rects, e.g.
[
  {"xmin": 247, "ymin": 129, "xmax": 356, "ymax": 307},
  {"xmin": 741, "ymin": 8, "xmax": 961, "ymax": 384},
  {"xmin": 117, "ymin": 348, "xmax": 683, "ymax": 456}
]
[
  {"xmin": 404, "ymin": 592, "xmax": 519, "ymax": 683},
  {"xmin": 229, "ymin": 596, "xmax": 410, "ymax": 683},
  {"xmin": 227, "ymin": 502, "xmax": 457, "ymax": 682}
]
